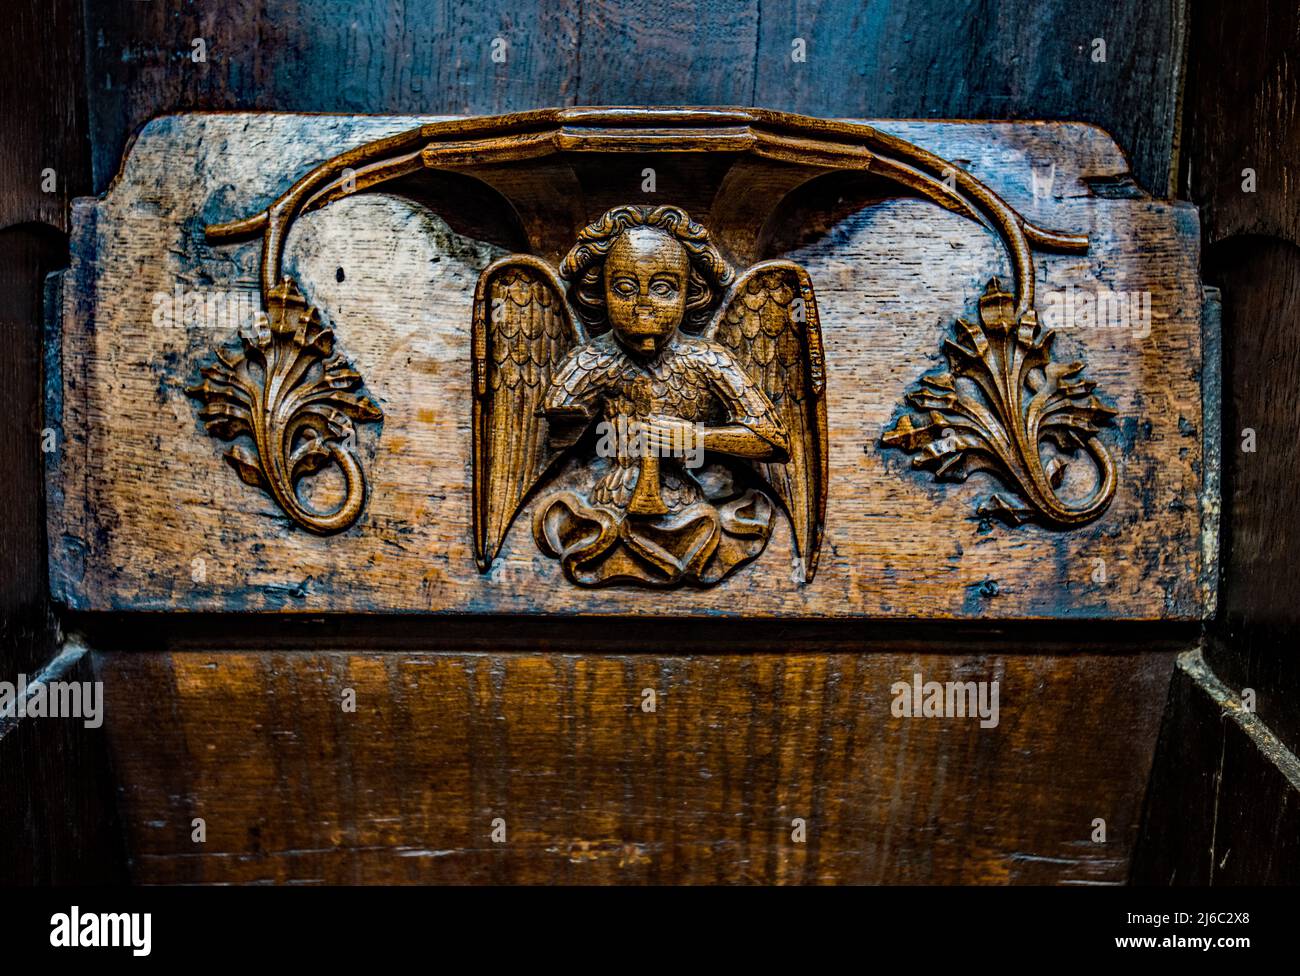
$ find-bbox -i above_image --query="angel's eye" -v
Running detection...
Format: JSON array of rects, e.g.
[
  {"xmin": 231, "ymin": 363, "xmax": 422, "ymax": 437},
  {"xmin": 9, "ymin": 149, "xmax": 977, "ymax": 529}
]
[
  {"xmin": 611, "ymin": 278, "xmax": 638, "ymax": 297},
  {"xmin": 650, "ymin": 280, "xmax": 677, "ymax": 298}
]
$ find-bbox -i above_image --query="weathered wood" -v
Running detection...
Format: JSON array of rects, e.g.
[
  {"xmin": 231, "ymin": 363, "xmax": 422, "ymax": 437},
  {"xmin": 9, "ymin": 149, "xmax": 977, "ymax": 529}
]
[
  {"xmin": 95, "ymin": 643, "xmax": 1177, "ymax": 884},
  {"xmin": 0, "ymin": 230, "xmax": 62, "ymax": 678},
  {"xmin": 1205, "ymin": 240, "xmax": 1300, "ymax": 756},
  {"xmin": 0, "ymin": 645, "xmax": 127, "ymax": 884},
  {"xmin": 1185, "ymin": 0, "xmax": 1300, "ymax": 754},
  {"xmin": 1181, "ymin": 0, "xmax": 1300, "ymax": 251},
  {"xmin": 47, "ymin": 114, "xmax": 1210, "ymax": 618},
  {"xmin": 0, "ymin": 0, "xmax": 88, "ymax": 233},
  {"xmin": 80, "ymin": 0, "xmax": 1185, "ymax": 196},
  {"xmin": 6, "ymin": 0, "xmax": 1229, "ymax": 890},
  {"xmin": 0, "ymin": 0, "xmax": 126, "ymax": 887},
  {"xmin": 1132, "ymin": 649, "xmax": 1300, "ymax": 885},
  {"xmin": 1131, "ymin": 0, "xmax": 1300, "ymax": 884},
  {"xmin": 1, "ymin": 0, "xmax": 90, "ymax": 677}
]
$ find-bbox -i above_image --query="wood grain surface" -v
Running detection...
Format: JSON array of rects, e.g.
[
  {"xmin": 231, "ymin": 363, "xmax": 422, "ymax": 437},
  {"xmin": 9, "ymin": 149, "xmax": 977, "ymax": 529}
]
[
  {"xmin": 1134, "ymin": 649, "xmax": 1300, "ymax": 885},
  {"xmin": 48, "ymin": 115, "xmax": 1211, "ymax": 618},
  {"xmin": 0, "ymin": 646, "xmax": 126, "ymax": 884},
  {"xmin": 1186, "ymin": 0, "xmax": 1300, "ymax": 756},
  {"xmin": 2, "ymin": 0, "xmax": 1237, "ymax": 889},
  {"xmin": 1132, "ymin": 0, "xmax": 1300, "ymax": 885},
  {"xmin": 0, "ymin": 0, "xmax": 125, "ymax": 885},
  {"xmin": 95, "ymin": 642, "xmax": 1177, "ymax": 884},
  {"xmin": 81, "ymin": 0, "xmax": 1187, "ymax": 196}
]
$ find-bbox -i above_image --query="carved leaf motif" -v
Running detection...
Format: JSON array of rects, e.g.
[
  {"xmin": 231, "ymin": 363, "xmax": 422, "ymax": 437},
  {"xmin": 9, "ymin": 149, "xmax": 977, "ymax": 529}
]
[
  {"xmin": 187, "ymin": 277, "xmax": 382, "ymax": 534},
  {"xmin": 225, "ymin": 444, "xmax": 268, "ymax": 489},
  {"xmin": 882, "ymin": 278, "xmax": 1117, "ymax": 528}
]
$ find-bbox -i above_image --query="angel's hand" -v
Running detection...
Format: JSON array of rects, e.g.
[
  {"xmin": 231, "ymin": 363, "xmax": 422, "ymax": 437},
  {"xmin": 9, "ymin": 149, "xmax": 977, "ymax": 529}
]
[{"xmin": 637, "ymin": 414, "xmax": 701, "ymax": 457}]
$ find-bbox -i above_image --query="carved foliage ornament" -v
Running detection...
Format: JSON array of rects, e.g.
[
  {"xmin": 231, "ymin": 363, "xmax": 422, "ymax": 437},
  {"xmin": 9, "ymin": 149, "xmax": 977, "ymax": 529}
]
[
  {"xmin": 186, "ymin": 279, "xmax": 382, "ymax": 534},
  {"xmin": 882, "ymin": 278, "xmax": 1117, "ymax": 526},
  {"xmin": 191, "ymin": 108, "xmax": 1118, "ymax": 584}
]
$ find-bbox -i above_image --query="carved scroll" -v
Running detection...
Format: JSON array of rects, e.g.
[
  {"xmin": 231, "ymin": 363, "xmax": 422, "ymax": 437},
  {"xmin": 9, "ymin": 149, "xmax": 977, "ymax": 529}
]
[{"xmin": 186, "ymin": 278, "xmax": 382, "ymax": 534}]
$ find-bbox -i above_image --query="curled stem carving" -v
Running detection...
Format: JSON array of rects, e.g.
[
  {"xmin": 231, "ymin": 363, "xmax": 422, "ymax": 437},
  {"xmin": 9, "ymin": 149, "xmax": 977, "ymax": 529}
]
[
  {"xmin": 187, "ymin": 278, "xmax": 382, "ymax": 533},
  {"xmin": 882, "ymin": 278, "xmax": 1117, "ymax": 527}
]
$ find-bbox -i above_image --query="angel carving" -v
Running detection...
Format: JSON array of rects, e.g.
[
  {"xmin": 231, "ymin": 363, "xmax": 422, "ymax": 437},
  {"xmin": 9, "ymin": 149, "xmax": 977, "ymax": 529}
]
[{"xmin": 472, "ymin": 204, "xmax": 828, "ymax": 588}]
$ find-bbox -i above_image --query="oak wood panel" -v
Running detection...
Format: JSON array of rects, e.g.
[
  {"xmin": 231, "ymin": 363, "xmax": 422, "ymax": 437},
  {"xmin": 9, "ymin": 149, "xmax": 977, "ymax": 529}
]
[
  {"xmin": 1133, "ymin": 650, "xmax": 1300, "ymax": 885},
  {"xmin": 1, "ymin": 0, "xmax": 90, "ymax": 676},
  {"xmin": 1184, "ymin": 0, "xmax": 1300, "ymax": 755},
  {"xmin": 0, "ymin": 646, "xmax": 126, "ymax": 884},
  {"xmin": 1131, "ymin": 0, "xmax": 1300, "ymax": 885},
  {"xmin": 0, "ymin": 0, "xmax": 126, "ymax": 886},
  {"xmin": 0, "ymin": 230, "xmax": 63, "ymax": 678},
  {"xmin": 95, "ymin": 644, "xmax": 1177, "ymax": 885},
  {"xmin": 15, "ymin": 0, "xmax": 1210, "ymax": 890},
  {"xmin": 1205, "ymin": 239, "xmax": 1300, "ymax": 756},
  {"xmin": 0, "ymin": 0, "xmax": 88, "ymax": 233},
  {"xmin": 1180, "ymin": 0, "xmax": 1299, "ymax": 250},
  {"xmin": 81, "ymin": 1, "xmax": 1185, "ymax": 197},
  {"xmin": 47, "ymin": 115, "xmax": 1211, "ymax": 618}
]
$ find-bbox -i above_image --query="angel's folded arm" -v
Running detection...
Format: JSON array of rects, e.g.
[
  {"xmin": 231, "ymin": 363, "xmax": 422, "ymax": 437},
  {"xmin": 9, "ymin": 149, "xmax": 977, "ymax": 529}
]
[
  {"xmin": 700, "ymin": 421, "xmax": 789, "ymax": 462},
  {"xmin": 701, "ymin": 347, "xmax": 791, "ymax": 460}
]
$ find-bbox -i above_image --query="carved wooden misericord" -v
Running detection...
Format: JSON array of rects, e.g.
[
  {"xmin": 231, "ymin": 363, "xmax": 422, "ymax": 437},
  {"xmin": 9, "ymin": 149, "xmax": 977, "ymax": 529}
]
[{"xmin": 190, "ymin": 108, "xmax": 1117, "ymax": 588}]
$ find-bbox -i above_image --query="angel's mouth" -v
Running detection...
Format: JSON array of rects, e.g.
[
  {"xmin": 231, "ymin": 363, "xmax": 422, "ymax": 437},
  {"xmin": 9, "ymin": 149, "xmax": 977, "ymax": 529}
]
[
  {"xmin": 614, "ymin": 319, "xmax": 673, "ymax": 353},
  {"xmin": 629, "ymin": 336, "xmax": 659, "ymax": 354}
]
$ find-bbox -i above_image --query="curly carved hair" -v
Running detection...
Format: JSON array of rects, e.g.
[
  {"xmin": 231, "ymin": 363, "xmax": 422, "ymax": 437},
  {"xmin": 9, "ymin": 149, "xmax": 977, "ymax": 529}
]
[{"xmin": 559, "ymin": 205, "xmax": 734, "ymax": 331}]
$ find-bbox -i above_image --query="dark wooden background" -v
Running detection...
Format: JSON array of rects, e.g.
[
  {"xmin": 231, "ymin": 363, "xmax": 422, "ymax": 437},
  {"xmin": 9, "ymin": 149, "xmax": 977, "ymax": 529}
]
[
  {"xmin": 80, "ymin": 1, "xmax": 1185, "ymax": 195},
  {"xmin": 2, "ymin": 0, "xmax": 1296, "ymax": 884}
]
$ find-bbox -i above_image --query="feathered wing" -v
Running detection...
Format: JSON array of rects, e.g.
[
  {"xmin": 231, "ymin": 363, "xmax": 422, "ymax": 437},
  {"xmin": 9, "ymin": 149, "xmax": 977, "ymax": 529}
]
[
  {"xmin": 472, "ymin": 255, "xmax": 584, "ymax": 571},
  {"xmin": 706, "ymin": 261, "xmax": 829, "ymax": 581}
]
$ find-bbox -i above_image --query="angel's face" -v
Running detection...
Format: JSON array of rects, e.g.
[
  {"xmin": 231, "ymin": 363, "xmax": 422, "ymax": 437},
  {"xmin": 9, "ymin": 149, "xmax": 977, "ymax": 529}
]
[{"xmin": 604, "ymin": 227, "xmax": 688, "ymax": 356}]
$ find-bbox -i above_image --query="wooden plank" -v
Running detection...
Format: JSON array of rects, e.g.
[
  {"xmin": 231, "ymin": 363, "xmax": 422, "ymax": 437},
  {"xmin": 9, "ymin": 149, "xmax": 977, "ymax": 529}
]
[
  {"xmin": 0, "ymin": 644, "xmax": 127, "ymax": 884},
  {"xmin": 0, "ymin": 0, "xmax": 126, "ymax": 888},
  {"xmin": 80, "ymin": 1, "xmax": 1184, "ymax": 197},
  {"xmin": 575, "ymin": 0, "xmax": 759, "ymax": 105},
  {"xmin": 0, "ymin": 231, "xmax": 63, "ymax": 677},
  {"xmin": 1126, "ymin": 0, "xmax": 1300, "ymax": 886},
  {"xmin": 1182, "ymin": 0, "xmax": 1300, "ymax": 755},
  {"xmin": 752, "ymin": 0, "xmax": 1186, "ymax": 196},
  {"xmin": 96, "ymin": 644, "xmax": 1177, "ymax": 884},
  {"xmin": 83, "ymin": 0, "xmax": 587, "ymax": 191},
  {"xmin": 0, "ymin": 0, "xmax": 88, "ymax": 232},
  {"xmin": 1201, "ymin": 241, "xmax": 1300, "ymax": 755},
  {"xmin": 1132, "ymin": 649, "xmax": 1300, "ymax": 885},
  {"xmin": 47, "ymin": 114, "xmax": 1210, "ymax": 618},
  {"xmin": 1182, "ymin": 0, "xmax": 1300, "ymax": 249},
  {"xmin": 1, "ymin": 0, "xmax": 90, "ymax": 674}
]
